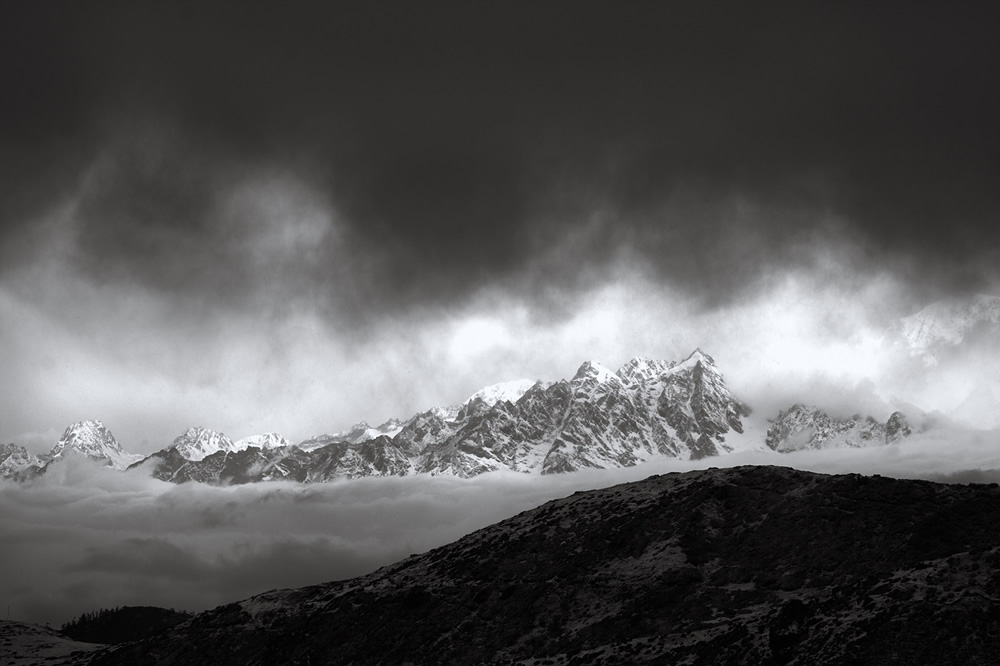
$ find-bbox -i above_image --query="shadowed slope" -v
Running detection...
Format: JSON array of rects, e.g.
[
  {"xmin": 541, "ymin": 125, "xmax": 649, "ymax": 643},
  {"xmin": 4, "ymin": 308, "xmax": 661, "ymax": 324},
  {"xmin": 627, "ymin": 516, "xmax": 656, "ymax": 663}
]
[{"xmin": 87, "ymin": 465, "xmax": 1000, "ymax": 665}]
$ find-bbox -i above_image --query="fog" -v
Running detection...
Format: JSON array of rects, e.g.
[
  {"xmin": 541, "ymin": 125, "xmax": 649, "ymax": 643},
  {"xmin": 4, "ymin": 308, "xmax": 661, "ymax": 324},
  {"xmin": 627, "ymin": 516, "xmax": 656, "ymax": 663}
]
[{"xmin": 3, "ymin": 423, "xmax": 998, "ymax": 627}]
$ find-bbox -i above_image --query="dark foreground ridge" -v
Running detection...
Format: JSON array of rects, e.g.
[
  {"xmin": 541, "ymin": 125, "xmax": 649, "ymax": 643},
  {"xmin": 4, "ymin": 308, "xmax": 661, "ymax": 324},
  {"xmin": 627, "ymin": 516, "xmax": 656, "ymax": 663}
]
[
  {"xmin": 61, "ymin": 606, "xmax": 193, "ymax": 645},
  {"xmin": 86, "ymin": 466, "xmax": 1000, "ymax": 665}
]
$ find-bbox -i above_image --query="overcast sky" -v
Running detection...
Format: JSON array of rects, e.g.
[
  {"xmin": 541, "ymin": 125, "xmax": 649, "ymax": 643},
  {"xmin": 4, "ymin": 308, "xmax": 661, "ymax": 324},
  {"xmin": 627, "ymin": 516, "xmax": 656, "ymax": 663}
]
[{"xmin": 2, "ymin": 3, "xmax": 1000, "ymax": 452}]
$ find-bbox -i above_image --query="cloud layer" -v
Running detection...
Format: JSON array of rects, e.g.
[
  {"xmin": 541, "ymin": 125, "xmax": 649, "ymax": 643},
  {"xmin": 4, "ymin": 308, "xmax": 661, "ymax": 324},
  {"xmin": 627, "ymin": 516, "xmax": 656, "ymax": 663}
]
[{"xmin": 4, "ymin": 427, "xmax": 1000, "ymax": 628}]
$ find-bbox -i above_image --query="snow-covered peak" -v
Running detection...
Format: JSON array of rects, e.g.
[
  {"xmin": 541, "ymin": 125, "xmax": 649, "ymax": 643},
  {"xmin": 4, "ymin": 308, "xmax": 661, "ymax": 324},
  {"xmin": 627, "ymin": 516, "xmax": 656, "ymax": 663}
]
[
  {"xmin": 614, "ymin": 351, "xmax": 717, "ymax": 385},
  {"xmin": 339, "ymin": 421, "xmax": 372, "ymax": 441},
  {"xmin": 0, "ymin": 443, "xmax": 45, "ymax": 479},
  {"xmin": 49, "ymin": 420, "xmax": 143, "ymax": 470},
  {"xmin": 765, "ymin": 405, "xmax": 910, "ymax": 452},
  {"xmin": 677, "ymin": 348, "xmax": 715, "ymax": 370},
  {"xmin": 352, "ymin": 419, "xmax": 403, "ymax": 442},
  {"xmin": 171, "ymin": 426, "xmax": 236, "ymax": 461},
  {"xmin": 376, "ymin": 418, "xmax": 404, "ymax": 431},
  {"xmin": 338, "ymin": 419, "xmax": 405, "ymax": 444},
  {"xmin": 298, "ymin": 419, "xmax": 406, "ymax": 452},
  {"xmin": 294, "ymin": 434, "xmax": 338, "ymax": 452},
  {"xmin": 234, "ymin": 433, "xmax": 291, "ymax": 451},
  {"xmin": 572, "ymin": 360, "xmax": 619, "ymax": 384},
  {"xmin": 616, "ymin": 357, "xmax": 675, "ymax": 384},
  {"xmin": 900, "ymin": 293, "xmax": 1000, "ymax": 356},
  {"xmin": 430, "ymin": 404, "xmax": 462, "ymax": 422},
  {"xmin": 463, "ymin": 379, "xmax": 536, "ymax": 408}
]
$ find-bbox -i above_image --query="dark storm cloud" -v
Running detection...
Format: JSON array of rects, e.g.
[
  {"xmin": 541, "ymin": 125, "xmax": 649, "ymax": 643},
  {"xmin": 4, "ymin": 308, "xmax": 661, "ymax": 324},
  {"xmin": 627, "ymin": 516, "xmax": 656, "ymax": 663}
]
[{"xmin": 3, "ymin": 2, "xmax": 999, "ymax": 315}]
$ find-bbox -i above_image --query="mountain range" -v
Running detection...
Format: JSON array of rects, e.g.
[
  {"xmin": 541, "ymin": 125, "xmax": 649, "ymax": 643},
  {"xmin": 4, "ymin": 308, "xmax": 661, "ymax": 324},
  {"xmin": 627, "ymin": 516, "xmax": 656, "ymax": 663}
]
[
  {"xmin": 32, "ymin": 465, "xmax": 997, "ymax": 665},
  {"xmin": 764, "ymin": 405, "xmax": 912, "ymax": 452},
  {"xmin": 14, "ymin": 290, "xmax": 1000, "ymax": 484},
  {"xmin": 0, "ymin": 421, "xmax": 144, "ymax": 481},
  {"xmin": 0, "ymin": 350, "xmax": 918, "ymax": 484}
]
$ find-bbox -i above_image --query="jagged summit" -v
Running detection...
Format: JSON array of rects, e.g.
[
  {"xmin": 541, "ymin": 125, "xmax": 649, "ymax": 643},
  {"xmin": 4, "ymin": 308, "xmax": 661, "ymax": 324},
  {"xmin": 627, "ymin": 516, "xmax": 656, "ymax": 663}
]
[
  {"xmin": 302, "ymin": 419, "xmax": 406, "ymax": 451},
  {"xmin": 603, "ymin": 350, "xmax": 717, "ymax": 386},
  {"xmin": 169, "ymin": 427, "xmax": 294, "ymax": 460},
  {"xmin": 0, "ymin": 443, "xmax": 45, "ymax": 480},
  {"xmin": 2, "ymin": 350, "xmax": 919, "ymax": 485},
  {"xmin": 49, "ymin": 420, "xmax": 143, "ymax": 470},
  {"xmin": 129, "ymin": 349, "xmax": 753, "ymax": 482},
  {"xmin": 766, "ymin": 405, "xmax": 913, "ymax": 452},
  {"xmin": 233, "ymin": 433, "xmax": 291, "ymax": 451},
  {"xmin": 572, "ymin": 360, "xmax": 619, "ymax": 384},
  {"xmin": 462, "ymin": 379, "xmax": 536, "ymax": 408},
  {"xmin": 421, "ymin": 349, "xmax": 750, "ymax": 475},
  {"xmin": 616, "ymin": 356, "xmax": 674, "ymax": 384},
  {"xmin": 170, "ymin": 426, "xmax": 235, "ymax": 461},
  {"xmin": 686, "ymin": 347, "xmax": 712, "ymax": 363}
]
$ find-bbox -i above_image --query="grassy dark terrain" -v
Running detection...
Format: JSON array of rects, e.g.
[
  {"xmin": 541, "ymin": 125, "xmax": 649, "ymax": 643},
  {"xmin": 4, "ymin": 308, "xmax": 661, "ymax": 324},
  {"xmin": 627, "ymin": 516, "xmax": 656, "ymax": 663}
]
[
  {"xmin": 88, "ymin": 466, "xmax": 1000, "ymax": 665},
  {"xmin": 61, "ymin": 606, "xmax": 192, "ymax": 645}
]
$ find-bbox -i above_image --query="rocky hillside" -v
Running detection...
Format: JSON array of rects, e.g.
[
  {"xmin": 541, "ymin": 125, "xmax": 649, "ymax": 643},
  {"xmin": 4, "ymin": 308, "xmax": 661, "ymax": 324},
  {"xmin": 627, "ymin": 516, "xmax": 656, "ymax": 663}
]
[
  {"xmin": 0, "ymin": 620, "xmax": 102, "ymax": 666},
  {"xmin": 86, "ymin": 466, "xmax": 1000, "ymax": 665}
]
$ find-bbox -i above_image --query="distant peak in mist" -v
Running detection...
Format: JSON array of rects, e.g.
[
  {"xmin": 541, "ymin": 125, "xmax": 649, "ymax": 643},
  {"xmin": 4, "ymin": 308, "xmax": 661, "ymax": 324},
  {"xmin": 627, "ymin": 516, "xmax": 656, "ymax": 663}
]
[
  {"xmin": 899, "ymin": 292, "xmax": 1000, "ymax": 356},
  {"xmin": 462, "ymin": 379, "xmax": 536, "ymax": 408}
]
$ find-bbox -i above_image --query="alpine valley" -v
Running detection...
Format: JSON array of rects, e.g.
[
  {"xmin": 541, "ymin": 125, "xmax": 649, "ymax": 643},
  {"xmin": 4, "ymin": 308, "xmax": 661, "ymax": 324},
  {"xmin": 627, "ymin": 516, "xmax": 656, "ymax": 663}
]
[{"xmin": 0, "ymin": 350, "xmax": 916, "ymax": 485}]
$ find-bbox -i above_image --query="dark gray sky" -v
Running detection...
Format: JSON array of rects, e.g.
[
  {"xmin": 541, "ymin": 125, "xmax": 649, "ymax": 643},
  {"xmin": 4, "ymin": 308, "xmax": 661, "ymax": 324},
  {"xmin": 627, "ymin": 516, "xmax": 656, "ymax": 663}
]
[{"xmin": 2, "ymin": 2, "xmax": 999, "ymax": 450}]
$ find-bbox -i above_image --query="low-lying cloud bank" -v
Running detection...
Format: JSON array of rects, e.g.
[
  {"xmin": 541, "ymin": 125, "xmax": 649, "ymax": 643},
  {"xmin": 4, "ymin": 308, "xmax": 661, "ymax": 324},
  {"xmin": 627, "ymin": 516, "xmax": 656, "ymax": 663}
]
[{"xmin": 3, "ymin": 424, "xmax": 1000, "ymax": 628}]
